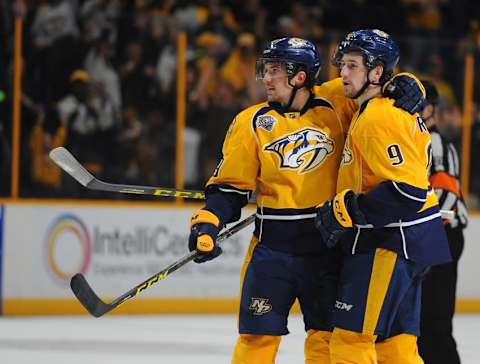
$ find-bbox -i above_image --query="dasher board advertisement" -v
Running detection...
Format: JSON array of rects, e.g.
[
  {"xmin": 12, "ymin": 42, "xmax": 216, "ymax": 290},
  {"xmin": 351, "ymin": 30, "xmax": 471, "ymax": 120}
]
[{"xmin": 2, "ymin": 204, "xmax": 254, "ymax": 299}]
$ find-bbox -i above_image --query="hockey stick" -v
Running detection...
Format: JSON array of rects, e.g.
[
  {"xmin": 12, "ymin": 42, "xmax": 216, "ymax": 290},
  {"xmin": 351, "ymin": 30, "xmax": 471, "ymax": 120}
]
[
  {"xmin": 70, "ymin": 213, "xmax": 256, "ymax": 317},
  {"xmin": 49, "ymin": 147, "xmax": 455, "ymax": 220},
  {"xmin": 49, "ymin": 147, "xmax": 205, "ymax": 199}
]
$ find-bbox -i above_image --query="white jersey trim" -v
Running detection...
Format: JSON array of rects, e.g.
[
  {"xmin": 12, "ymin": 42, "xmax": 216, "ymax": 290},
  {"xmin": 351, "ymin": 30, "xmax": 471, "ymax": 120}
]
[
  {"xmin": 255, "ymin": 213, "xmax": 317, "ymax": 221},
  {"xmin": 217, "ymin": 187, "xmax": 250, "ymax": 195},
  {"xmin": 392, "ymin": 181, "xmax": 427, "ymax": 202},
  {"xmin": 355, "ymin": 212, "xmax": 441, "ymax": 228}
]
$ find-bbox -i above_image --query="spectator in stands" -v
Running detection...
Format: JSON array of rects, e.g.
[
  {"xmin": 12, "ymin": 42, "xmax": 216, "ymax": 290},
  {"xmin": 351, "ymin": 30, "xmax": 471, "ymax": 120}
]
[
  {"xmin": 132, "ymin": 108, "xmax": 175, "ymax": 187},
  {"xmin": 155, "ymin": 19, "xmax": 194, "ymax": 117},
  {"xmin": 29, "ymin": 0, "xmax": 81, "ymax": 103},
  {"xmin": 189, "ymin": 31, "xmax": 228, "ymax": 110},
  {"xmin": 79, "ymin": 0, "xmax": 121, "ymax": 44},
  {"xmin": 229, "ymin": 0, "xmax": 266, "ymax": 41},
  {"xmin": 117, "ymin": 106, "xmax": 143, "ymax": 183},
  {"xmin": 220, "ymin": 32, "xmax": 261, "ymax": 107},
  {"xmin": 84, "ymin": 33, "xmax": 122, "ymax": 112},
  {"xmin": 29, "ymin": 105, "xmax": 67, "ymax": 196},
  {"xmin": 56, "ymin": 69, "xmax": 117, "ymax": 195},
  {"xmin": 199, "ymin": 80, "xmax": 240, "ymax": 184},
  {"xmin": 401, "ymin": 0, "xmax": 444, "ymax": 68},
  {"xmin": 119, "ymin": 40, "xmax": 153, "ymax": 112},
  {"xmin": 421, "ymin": 54, "xmax": 463, "ymax": 148},
  {"xmin": 198, "ymin": 0, "xmax": 239, "ymax": 45}
]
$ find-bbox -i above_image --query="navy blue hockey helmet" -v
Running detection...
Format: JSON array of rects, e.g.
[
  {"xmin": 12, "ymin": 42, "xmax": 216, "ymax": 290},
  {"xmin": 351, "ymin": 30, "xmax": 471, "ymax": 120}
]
[
  {"xmin": 333, "ymin": 29, "xmax": 400, "ymax": 83},
  {"xmin": 256, "ymin": 37, "xmax": 321, "ymax": 88}
]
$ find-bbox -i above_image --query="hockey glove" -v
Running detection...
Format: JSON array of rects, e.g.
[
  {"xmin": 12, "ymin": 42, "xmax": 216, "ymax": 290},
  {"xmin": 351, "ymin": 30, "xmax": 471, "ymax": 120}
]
[
  {"xmin": 382, "ymin": 72, "xmax": 427, "ymax": 114},
  {"xmin": 188, "ymin": 209, "xmax": 223, "ymax": 263},
  {"xmin": 315, "ymin": 189, "xmax": 367, "ymax": 248}
]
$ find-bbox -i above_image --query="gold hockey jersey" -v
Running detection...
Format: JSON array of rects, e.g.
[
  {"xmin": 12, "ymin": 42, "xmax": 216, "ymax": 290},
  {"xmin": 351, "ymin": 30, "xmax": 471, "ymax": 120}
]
[
  {"xmin": 338, "ymin": 97, "xmax": 436, "ymax": 209},
  {"xmin": 206, "ymin": 78, "xmax": 355, "ymax": 253},
  {"xmin": 336, "ymin": 96, "xmax": 450, "ymax": 265}
]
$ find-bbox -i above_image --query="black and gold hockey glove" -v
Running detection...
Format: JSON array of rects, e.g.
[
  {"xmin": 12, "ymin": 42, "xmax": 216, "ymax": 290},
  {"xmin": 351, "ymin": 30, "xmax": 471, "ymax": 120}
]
[
  {"xmin": 315, "ymin": 190, "xmax": 367, "ymax": 248},
  {"xmin": 383, "ymin": 72, "xmax": 427, "ymax": 115},
  {"xmin": 188, "ymin": 209, "xmax": 223, "ymax": 263}
]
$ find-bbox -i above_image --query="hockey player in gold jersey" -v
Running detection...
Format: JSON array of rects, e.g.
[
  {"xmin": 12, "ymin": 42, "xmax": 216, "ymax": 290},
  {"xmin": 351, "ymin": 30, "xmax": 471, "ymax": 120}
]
[
  {"xmin": 315, "ymin": 29, "xmax": 451, "ymax": 363},
  {"xmin": 187, "ymin": 36, "xmax": 427, "ymax": 364},
  {"xmin": 191, "ymin": 38, "xmax": 348, "ymax": 364}
]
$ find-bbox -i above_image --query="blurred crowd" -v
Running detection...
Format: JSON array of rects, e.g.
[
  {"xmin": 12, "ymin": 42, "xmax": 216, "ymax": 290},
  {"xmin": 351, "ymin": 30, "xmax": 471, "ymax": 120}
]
[{"xmin": 0, "ymin": 0, "xmax": 479, "ymax": 204}]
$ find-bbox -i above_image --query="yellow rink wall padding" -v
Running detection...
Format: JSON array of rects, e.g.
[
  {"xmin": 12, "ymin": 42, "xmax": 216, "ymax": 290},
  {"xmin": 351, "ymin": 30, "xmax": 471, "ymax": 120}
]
[{"xmin": 3, "ymin": 298, "xmax": 480, "ymax": 316}]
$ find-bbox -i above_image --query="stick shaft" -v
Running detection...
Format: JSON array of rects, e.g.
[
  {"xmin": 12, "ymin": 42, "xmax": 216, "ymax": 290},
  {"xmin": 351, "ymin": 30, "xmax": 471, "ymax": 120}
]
[
  {"xmin": 71, "ymin": 214, "xmax": 256, "ymax": 317},
  {"xmin": 49, "ymin": 147, "xmax": 205, "ymax": 199}
]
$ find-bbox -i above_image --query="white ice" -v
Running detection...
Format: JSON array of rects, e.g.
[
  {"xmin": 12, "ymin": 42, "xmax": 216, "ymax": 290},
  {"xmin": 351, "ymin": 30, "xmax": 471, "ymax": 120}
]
[{"xmin": 0, "ymin": 314, "xmax": 479, "ymax": 363}]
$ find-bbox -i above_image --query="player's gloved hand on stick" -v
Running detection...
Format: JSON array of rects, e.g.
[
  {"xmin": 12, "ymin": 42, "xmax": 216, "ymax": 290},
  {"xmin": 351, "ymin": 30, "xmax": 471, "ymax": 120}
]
[
  {"xmin": 188, "ymin": 209, "xmax": 223, "ymax": 263},
  {"xmin": 382, "ymin": 72, "xmax": 427, "ymax": 115},
  {"xmin": 315, "ymin": 189, "xmax": 367, "ymax": 248}
]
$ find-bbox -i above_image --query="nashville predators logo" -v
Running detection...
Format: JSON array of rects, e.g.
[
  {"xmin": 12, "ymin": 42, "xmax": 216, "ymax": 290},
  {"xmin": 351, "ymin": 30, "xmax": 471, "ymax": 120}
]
[
  {"xmin": 249, "ymin": 298, "xmax": 272, "ymax": 315},
  {"xmin": 264, "ymin": 128, "xmax": 334, "ymax": 173}
]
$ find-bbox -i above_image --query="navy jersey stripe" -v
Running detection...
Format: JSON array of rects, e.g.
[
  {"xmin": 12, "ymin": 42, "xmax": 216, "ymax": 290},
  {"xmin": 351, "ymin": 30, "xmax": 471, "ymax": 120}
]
[{"xmin": 308, "ymin": 98, "xmax": 334, "ymax": 111}]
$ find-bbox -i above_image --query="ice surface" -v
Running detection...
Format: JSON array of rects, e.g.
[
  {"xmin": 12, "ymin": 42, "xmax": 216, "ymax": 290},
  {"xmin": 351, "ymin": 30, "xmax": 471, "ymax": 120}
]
[{"xmin": 0, "ymin": 314, "xmax": 478, "ymax": 364}]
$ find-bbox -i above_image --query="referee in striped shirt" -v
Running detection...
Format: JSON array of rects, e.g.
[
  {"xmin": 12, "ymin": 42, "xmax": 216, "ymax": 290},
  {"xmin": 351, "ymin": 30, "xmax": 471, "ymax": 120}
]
[{"xmin": 418, "ymin": 80, "xmax": 468, "ymax": 364}]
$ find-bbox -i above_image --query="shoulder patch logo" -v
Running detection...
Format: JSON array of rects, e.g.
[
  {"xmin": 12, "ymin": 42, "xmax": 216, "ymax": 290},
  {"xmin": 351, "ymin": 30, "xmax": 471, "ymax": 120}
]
[
  {"xmin": 256, "ymin": 115, "xmax": 277, "ymax": 131},
  {"xmin": 249, "ymin": 298, "xmax": 272, "ymax": 315},
  {"xmin": 264, "ymin": 128, "xmax": 334, "ymax": 173}
]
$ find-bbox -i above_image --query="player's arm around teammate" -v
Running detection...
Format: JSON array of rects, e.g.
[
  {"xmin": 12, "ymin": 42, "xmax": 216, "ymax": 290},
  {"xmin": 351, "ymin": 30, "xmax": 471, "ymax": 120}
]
[{"xmin": 315, "ymin": 29, "xmax": 451, "ymax": 364}]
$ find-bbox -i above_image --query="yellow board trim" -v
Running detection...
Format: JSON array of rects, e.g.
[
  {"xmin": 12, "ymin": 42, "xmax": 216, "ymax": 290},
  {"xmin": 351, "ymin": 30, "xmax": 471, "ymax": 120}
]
[
  {"xmin": 3, "ymin": 298, "xmax": 239, "ymax": 316},
  {"xmin": 363, "ymin": 248, "xmax": 397, "ymax": 335},
  {"xmin": 2, "ymin": 298, "xmax": 480, "ymax": 316}
]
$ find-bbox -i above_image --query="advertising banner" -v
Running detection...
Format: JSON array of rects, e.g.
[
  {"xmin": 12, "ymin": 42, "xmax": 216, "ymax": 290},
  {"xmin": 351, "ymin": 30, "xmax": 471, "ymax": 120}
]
[
  {"xmin": 3, "ymin": 204, "xmax": 254, "ymax": 299},
  {"xmin": 2, "ymin": 202, "xmax": 479, "ymax": 315}
]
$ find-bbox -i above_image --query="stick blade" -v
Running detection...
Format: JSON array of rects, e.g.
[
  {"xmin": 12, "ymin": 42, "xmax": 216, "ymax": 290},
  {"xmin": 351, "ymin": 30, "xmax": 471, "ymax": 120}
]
[
  {"xmin": 49, "ymin": 147, "xmax": 94, "ymax": 187},
  {"xmin": 70, "ymin": 273, "xmax": 112, "ymax": 317}
]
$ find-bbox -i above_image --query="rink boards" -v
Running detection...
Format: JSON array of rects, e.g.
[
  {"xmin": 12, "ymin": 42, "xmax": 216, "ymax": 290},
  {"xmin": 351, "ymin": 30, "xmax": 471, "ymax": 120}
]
[{"xmin": 0, "ymin": 200, "xmax": 479, "ymax": 315}]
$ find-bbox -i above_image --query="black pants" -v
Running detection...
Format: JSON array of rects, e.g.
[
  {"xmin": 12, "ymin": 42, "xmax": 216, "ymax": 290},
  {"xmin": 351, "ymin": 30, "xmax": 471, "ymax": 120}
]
[{"xmin": 418, "ymin": 226, "xmax": 465, "ymax": 364}]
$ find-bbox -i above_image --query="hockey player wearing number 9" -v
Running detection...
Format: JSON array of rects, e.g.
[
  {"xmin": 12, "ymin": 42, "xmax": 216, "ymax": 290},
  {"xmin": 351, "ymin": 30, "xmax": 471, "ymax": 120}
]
[
  {"xmin": 315, "ymin": 29, "xmax": 451, "ymax": 363},
  {"xmin": 188, "ymin": 36, "xmax": 427, "ymax": 363}
]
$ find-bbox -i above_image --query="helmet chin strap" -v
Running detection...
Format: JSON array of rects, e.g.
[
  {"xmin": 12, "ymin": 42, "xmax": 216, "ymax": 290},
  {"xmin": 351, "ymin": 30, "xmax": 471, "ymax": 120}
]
[
  {"xmin": 283, "ymin": 80, "xmax": 300, "ymax": 111},
  {"xmin": 352, "ymin": 69, "xmax": 382, "ymax": 99}
]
